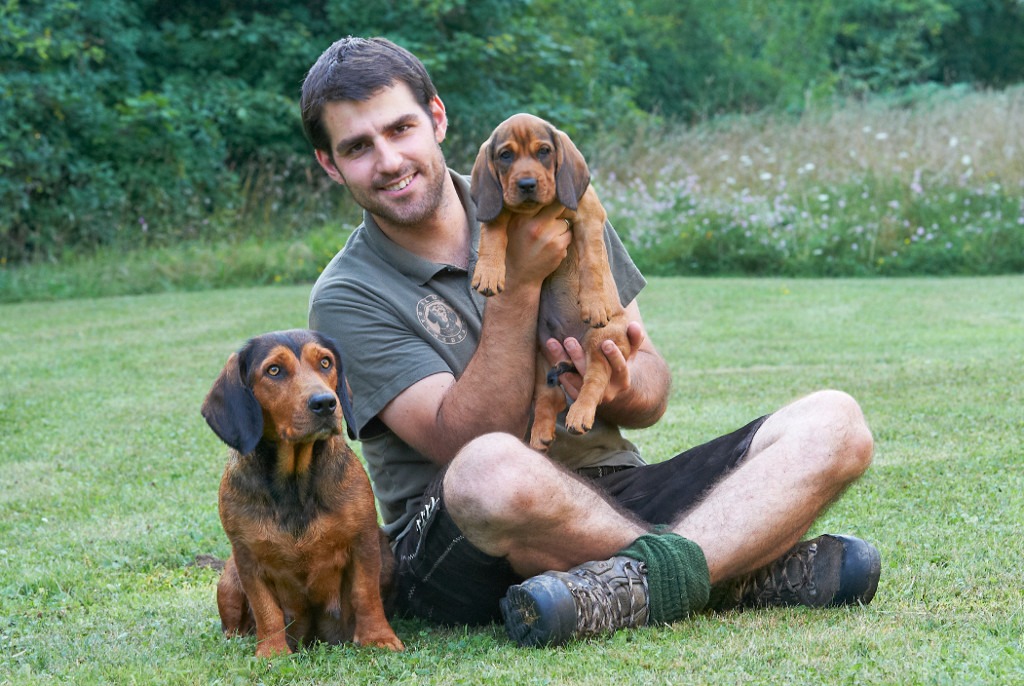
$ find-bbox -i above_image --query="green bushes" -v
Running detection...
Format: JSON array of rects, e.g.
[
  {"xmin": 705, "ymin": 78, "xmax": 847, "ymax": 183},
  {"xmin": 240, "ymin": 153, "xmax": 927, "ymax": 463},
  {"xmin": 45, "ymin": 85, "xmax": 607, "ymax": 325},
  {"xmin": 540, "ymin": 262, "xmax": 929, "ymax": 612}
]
[
  {"xmin": 612, "ymin": 175, "xmax": 1023, "ymax": 277},
  {"xmin": 2, "ymin": 0, "xmax": 1023, "ymax": 270},
  {"xmin": 3, "ymin": 85, "xmax": 1020, "ymax": 302}
]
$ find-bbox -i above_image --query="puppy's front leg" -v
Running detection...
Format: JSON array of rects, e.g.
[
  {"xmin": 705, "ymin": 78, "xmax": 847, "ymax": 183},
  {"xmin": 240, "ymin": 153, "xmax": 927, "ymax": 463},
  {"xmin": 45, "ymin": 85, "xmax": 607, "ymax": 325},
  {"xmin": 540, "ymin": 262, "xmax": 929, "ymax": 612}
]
[{"xmin": 472, "ymin": 216, "xmax": 510, "ymax": 296}]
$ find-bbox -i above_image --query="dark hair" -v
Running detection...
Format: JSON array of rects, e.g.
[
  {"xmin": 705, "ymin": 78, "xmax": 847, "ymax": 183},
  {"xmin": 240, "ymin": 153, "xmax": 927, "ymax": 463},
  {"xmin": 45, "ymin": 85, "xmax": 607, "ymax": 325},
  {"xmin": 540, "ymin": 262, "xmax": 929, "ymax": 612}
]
[{"xmin": 300, "ymin": 36, "xmax": 438, "ymax": 153}]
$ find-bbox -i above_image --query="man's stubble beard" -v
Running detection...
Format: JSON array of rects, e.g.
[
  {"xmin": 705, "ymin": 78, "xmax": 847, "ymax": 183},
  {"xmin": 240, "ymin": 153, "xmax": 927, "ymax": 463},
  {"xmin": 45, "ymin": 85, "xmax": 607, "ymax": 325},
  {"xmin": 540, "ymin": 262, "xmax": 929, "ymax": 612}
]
[{"xmin": 348, "ymin": 144, "xmax": 449, "ymax": 229}]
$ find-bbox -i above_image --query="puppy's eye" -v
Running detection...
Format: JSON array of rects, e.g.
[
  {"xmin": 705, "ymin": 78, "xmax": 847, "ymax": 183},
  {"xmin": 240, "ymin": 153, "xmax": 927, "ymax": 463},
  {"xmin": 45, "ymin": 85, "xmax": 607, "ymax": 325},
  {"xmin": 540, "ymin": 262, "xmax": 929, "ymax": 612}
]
[
  {"xmin": 267, "ymin": 365, "xmax": 281, "ymax": 376},
  {"xmin": 497, "ymin": 149, "xmax": 513, "ymax": 162},
  {"xmin": 320, "ymin": 357, "xmax": 332, "ymax": 370},
  {"xmin": 537, "ymin": 145, "xmax": 552, "ymax": 157}
]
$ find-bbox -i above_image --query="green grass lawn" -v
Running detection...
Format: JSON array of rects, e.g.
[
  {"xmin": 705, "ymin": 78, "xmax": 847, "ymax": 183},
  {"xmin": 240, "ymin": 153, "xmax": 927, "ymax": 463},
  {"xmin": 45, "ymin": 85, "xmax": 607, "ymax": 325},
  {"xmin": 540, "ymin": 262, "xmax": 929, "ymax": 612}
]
[{"xmin": 1, "ymin": 277, "xmax": 1022, "ymax": 685}]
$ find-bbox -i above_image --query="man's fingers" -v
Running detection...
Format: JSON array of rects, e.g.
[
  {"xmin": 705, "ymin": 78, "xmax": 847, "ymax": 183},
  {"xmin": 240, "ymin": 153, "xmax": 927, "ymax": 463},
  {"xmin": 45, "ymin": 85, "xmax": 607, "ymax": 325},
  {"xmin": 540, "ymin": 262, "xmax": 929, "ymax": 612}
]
[
  {"xmin": 625, "ymin": 321, "xmax": 645, "ymax": 358},
  {"xmin": 543, "ymin": 338, "xmax": 568, "ymax": 366},
  {"xmin": 537, "ymin": 202, "xmax": 566, "ymax": 222},
  {"xmin": 602, "ymin": 339, "xmax": 630, "ymax": 384},
  {"xmin": 563, "ymin": 337, "xmax": 586, "ymax": 369}
]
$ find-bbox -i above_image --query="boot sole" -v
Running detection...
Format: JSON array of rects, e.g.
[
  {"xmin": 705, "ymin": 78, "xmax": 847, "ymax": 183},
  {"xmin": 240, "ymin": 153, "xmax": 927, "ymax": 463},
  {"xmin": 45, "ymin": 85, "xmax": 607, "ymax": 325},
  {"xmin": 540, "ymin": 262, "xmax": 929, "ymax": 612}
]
[
  {"xmin": 500, "ymin": 577, "xmax": 578, "ymax": 647},
  {"xmin": 829, "ymin": 534, "xmax": 882, "ymax": 606}
]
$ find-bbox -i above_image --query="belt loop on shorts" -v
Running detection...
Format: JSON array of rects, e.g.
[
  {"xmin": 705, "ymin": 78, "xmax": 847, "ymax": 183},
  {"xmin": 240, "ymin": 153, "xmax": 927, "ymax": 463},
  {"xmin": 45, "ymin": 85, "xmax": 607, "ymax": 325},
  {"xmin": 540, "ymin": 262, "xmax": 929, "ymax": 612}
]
[{"xmin": 575, "ymin": 465, "xmax": 635, "ymax": 479}]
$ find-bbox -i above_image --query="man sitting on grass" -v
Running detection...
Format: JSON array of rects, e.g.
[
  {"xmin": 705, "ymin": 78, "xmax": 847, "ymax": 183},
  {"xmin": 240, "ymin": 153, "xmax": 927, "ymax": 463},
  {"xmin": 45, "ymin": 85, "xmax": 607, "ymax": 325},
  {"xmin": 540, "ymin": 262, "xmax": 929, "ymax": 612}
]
[{"xmin": 304, "ymin": 36, "xmax": 881, "ymax": 647}]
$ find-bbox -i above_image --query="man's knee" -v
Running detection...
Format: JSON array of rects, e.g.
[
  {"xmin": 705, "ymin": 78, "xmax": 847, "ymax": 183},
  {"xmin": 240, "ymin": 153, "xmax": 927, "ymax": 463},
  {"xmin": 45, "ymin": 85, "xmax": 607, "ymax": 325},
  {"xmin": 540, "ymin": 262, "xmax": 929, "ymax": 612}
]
[
  {"xmin": 443, "ymin": 432, "xmax": 546, "ymax": 528},
  {"xmin": 759, "ymin": 389, "xmax": 873, "ymax": 483},
  {"xmin": 803, "ymin": 389, "xmax": 874, "ymax": 482}
]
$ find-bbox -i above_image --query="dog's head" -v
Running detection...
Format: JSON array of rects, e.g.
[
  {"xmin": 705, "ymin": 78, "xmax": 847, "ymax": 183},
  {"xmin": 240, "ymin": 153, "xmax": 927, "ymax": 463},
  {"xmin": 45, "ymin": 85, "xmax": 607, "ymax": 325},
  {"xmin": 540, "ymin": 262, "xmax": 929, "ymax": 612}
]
[
  {"xmin": 470, "ymin": 113, "xmax": 591, "ymax": 223},
  {"xmin": 201, "ymin": 329, "xmax": 354, "ymax": 455}
]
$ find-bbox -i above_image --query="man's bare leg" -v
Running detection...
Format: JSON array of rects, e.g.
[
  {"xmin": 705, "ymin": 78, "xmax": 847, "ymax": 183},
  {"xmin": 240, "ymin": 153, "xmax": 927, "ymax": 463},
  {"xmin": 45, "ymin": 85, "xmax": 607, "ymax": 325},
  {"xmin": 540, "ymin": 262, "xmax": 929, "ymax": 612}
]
[
  {"xmin": 674, "ymin": 389, "xmax": 874, "ymax": 583},
  {"xmin": 444, "ymin": 389, "xmax": 879, "ymax": 645},
  {"xmin": 443, "ymin": 431, "xmax": 647, "ymax": 577},
  {"xmin": 446, "ymin": 390, "xmax": 871, "ymax": 581}
]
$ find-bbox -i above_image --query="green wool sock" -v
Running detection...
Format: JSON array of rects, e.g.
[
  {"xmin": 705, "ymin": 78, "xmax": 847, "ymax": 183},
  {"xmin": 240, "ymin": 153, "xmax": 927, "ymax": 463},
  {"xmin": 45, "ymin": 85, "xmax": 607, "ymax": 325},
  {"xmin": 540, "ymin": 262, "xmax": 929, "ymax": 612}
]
[{"xmin": 617, "ymin": 533, "xmax": 711, "ymax": 625}]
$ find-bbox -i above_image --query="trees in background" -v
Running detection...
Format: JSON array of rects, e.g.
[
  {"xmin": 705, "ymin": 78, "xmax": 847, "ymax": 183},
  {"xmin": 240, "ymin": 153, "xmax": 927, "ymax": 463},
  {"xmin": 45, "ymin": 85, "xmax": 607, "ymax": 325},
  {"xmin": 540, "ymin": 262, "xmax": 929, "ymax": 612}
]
[{"xmin": 2, "ymin": 0, "xmax": 1022, "ymax": 263}]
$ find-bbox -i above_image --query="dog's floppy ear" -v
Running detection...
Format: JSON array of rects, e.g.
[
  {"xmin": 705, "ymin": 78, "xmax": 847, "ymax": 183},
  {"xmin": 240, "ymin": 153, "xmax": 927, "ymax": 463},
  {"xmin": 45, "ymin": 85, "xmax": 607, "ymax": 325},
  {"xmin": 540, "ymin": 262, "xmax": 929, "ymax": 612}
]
[
  {"xmin": 553, "ymin": 126, "xmax": 591, "ymax": 211},
  {"xmin": 201, "ymin": 350, "xmax": 263, "ymax": 455},
  {"xmin": 470, "ymin": 135, "xmax": 504, "ymax": 223}
]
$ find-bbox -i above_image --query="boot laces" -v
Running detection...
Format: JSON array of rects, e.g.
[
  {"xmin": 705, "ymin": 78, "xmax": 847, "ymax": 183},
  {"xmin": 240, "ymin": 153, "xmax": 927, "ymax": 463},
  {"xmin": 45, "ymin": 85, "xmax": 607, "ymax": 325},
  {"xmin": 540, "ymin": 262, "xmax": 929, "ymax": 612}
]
[
  {"xmin": 565, "ymin": 558, "xmax": 649, "ymax": 635},
  {"xmin": 737, "ymin": 541, "xmax": 818, "ymax": 605}
]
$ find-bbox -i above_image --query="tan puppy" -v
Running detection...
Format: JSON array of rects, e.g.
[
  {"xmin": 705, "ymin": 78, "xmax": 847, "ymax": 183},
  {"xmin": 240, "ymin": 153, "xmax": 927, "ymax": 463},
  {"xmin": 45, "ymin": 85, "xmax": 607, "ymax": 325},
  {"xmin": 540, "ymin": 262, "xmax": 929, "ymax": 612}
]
[
  {"xmin": 202, "ymin": 329, "xmax": 403, "ymax": 657},
  {"xmin": 470, "ymin": 113, "xmax": 631, "ymax": 449}
]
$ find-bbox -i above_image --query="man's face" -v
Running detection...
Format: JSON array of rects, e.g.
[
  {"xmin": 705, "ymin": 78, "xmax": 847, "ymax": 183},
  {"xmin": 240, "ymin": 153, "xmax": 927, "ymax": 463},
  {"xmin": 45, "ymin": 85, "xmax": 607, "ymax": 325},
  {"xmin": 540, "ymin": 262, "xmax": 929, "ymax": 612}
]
[{"xmin": 315, "ymin": 83, "xmax": 449, "ymax": 229}]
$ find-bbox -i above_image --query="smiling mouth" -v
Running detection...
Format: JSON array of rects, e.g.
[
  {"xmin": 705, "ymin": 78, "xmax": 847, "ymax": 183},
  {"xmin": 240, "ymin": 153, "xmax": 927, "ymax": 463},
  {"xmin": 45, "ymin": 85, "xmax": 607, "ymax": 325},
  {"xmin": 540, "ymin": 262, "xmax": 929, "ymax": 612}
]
[{"xmin": 382, "ymin": 174, "xmax": 415, "ymax": 192}]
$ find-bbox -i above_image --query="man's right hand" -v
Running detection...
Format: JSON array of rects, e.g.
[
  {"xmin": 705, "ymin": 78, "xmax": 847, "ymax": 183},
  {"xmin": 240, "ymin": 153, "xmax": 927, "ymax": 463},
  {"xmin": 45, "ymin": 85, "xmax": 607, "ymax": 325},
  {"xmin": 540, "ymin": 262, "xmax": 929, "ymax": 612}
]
[{"xmin": 501, "ymin": 204, "xmax": 572, "ymax": 292}]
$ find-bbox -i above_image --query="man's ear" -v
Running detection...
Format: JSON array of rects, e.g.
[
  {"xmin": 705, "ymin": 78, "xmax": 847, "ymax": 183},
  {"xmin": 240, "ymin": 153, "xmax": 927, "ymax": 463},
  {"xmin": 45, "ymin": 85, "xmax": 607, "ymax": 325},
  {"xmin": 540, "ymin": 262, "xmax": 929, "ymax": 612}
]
[
  {"xmin": 429, "ymin": 95, "xmax": 448, "ymax": 144},
  {"xmin": 315, "ymin": 149, "xmax": 346, "ymax": 186}
]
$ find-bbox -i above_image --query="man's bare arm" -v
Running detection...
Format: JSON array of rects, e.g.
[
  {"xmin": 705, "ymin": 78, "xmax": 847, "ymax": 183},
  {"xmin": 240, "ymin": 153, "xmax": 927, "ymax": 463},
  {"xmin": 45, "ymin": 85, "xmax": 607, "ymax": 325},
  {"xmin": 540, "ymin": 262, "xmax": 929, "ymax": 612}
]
[{"xmin": 379, "ymin": 206, "xmax": 571, "ymax": 464}]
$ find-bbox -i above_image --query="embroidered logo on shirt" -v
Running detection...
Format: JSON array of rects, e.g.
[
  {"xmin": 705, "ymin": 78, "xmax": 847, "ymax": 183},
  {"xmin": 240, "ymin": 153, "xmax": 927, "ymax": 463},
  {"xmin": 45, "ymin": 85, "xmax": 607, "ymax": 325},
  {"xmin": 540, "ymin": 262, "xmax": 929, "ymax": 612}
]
[{"xmin": 416, "ymin": 295, "xmax": 467, "ymax": 345}]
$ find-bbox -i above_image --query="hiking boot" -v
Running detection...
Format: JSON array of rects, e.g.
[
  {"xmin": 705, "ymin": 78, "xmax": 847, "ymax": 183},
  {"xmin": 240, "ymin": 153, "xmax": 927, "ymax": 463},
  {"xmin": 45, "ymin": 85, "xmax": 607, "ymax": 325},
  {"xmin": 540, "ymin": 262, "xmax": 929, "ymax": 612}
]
[
  {"xmin": 500, "ymin": 556, "xmax": 650, "ymax": 647},
  {"xmin": 709, "ymin": 534, "xmax": 881, "ymax": 610}
]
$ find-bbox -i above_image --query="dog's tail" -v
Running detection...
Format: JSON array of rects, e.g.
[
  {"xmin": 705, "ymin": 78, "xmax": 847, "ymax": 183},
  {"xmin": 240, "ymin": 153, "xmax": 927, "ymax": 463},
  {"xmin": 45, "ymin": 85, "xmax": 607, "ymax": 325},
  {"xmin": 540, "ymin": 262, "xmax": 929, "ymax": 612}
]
[{"xmin": 546, "ymin": 361, "xmax": 577, "ymax": 387}]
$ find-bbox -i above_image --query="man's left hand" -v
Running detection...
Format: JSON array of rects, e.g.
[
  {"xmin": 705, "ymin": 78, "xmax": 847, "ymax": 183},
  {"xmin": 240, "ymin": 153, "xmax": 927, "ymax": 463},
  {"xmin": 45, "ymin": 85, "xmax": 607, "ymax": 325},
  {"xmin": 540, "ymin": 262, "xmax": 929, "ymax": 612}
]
[{"xmin": 542, "ymin": 321, "xmax": 645, "ymax": 405}]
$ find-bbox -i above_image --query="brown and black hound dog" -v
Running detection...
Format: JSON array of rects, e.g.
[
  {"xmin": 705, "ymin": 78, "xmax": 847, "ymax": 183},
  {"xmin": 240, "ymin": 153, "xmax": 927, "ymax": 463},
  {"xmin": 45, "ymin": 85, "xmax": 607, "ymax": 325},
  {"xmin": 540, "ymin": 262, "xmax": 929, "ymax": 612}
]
[
  {"xmin": 201, "ymin": 329, "xmax": 403, "ymax": 657},
  {"xmin": 471, "ymin": 113, "xmax": 632, "ymax": 450}
]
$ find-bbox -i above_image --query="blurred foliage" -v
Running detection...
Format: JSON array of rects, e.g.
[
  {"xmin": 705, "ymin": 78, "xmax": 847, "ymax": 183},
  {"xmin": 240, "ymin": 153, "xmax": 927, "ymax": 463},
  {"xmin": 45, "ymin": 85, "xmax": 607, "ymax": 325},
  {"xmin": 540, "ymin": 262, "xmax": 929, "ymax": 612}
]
[{"xmin": 2, "ymin": 0, "xmax": 1023, "ymax": 264}]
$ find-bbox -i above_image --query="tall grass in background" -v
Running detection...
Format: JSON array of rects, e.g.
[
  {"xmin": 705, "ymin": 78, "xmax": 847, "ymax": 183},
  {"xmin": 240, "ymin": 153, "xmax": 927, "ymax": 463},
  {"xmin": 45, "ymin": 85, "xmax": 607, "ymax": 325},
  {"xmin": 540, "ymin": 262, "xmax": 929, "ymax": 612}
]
[
  {"xmin": 1, "ymin": 87, "xmax": 1022, "ymax": 303},
  {"xmin": 593, "ymin": 86, "xmax": 1024, "ymax": 276}
]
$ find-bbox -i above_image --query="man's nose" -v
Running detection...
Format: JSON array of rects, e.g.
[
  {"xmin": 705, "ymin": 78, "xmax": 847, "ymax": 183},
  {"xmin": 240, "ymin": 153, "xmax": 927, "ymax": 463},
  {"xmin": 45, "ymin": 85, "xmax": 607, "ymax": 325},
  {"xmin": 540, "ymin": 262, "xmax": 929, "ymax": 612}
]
[{"xmin": 376, "ymin": 139, "xmax": 403, "ymax": 172}]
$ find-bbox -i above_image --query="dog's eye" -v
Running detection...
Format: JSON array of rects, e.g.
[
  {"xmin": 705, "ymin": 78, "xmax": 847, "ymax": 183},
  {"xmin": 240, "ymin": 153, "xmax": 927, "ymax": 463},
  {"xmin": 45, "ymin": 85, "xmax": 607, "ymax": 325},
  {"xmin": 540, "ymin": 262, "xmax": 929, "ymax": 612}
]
[
  {"xmin": 320, "ymin": 357, "xmax": 332, "ymax": 370},
  {"xmin": 497, "ymin": 149, "xmax": 513, "ymax": 162},
  {"xmin": 267, "ymin": 365, "xmax": 281, "ymax": 376},
  {"xmin": 537, "ymin": 145, "xmax": 552, "ymax": 157}
]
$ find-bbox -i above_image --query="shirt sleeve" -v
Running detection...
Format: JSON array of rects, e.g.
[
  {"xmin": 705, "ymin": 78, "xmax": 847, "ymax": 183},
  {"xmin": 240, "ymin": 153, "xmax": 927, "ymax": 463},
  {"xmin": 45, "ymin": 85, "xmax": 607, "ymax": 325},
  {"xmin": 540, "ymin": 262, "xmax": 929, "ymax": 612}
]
[
  {"xmin": 606, "ymin": 219, "xmax": 647, "ymax": 306},
  {"xmin": 309, "ymin": 280, "xmax": 452, "ymax": 439}
]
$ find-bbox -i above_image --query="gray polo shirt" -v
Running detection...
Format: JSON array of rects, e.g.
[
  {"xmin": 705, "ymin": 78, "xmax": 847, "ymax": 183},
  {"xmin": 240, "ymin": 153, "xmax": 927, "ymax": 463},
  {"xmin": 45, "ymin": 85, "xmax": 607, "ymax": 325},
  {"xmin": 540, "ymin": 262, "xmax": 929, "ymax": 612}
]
[{"xmin": 309, "ymin": 170, "xmax": 648, "ymax": 539}]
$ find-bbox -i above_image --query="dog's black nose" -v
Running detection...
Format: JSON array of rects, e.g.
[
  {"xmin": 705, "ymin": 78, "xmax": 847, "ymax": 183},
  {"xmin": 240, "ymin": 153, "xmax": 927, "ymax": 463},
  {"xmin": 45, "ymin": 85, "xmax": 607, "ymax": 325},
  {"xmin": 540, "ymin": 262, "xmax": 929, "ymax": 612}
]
[
  {"xmin": 308, "ymin": 393, "xmax": 338, "ymax": 417},
  {"xmin": 517, "ymin": 178, "xmax": 537, "ymax": 194}
]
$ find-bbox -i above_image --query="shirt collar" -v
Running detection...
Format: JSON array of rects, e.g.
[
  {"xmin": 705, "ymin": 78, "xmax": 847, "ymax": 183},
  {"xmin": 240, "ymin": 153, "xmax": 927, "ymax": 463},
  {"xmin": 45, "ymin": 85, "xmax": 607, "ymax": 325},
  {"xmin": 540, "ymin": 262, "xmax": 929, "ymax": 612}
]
[{"xmin": 360, "ymin": 170, "xmax": 480, "ymax": 286}]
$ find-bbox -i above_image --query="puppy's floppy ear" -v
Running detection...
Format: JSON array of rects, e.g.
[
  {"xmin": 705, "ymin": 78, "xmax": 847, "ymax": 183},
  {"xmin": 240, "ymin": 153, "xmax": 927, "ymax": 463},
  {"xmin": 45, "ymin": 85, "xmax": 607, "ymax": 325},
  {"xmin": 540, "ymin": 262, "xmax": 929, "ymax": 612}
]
[
  {"xmin": 470, "ymin": 135, "xmax": 504, "ymax": 223},
  {"xmin": 553, "ymin": 127, "xmax": 591, "ymax": 211},
  {"xmin": 201, "ymin": 350, "xmax": 263, "ymax": 455}
]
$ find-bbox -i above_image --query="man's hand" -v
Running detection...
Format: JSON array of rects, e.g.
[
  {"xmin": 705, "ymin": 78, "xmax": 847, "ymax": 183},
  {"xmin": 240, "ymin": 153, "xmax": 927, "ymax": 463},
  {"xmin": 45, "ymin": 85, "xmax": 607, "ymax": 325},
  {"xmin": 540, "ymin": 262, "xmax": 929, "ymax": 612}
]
[
  {"xmin": 542, "ymin": 321, "xmax": 646, "ymax": 405},
  {"xmin": 501, "ymin": 204, "xmax": 572, "ymax": 292}
]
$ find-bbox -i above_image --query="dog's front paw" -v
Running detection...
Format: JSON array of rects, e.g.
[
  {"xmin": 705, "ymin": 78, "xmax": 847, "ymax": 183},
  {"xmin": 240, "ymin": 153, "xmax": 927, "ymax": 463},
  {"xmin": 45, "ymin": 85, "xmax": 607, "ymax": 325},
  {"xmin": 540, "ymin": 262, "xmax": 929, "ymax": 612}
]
[
  {"xmin": 356, "ymin": 630, "xmax": 405, "ymax": 652},
  {"xmin": 255, "ymin": 636, "xmax": 291, "ymax": 658},
  {"xmin": 471, "ymin": 263, "xmax": 506, "ymax": 297}
]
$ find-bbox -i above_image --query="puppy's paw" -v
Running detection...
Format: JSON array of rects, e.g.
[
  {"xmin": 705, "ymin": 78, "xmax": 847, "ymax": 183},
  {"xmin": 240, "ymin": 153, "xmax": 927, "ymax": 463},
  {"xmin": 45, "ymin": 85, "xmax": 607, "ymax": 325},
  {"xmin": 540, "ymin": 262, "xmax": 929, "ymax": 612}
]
[
  {"xmin": 578, "ymin": 294, "xmax": 612, "ymax": 328},
  {"xmin": 471, "ymin": 264, "xmax": 506, "ymax": 297},
  {"xmin": 529, "ymin": 426, "xmax": 555, "ymax": 452}
]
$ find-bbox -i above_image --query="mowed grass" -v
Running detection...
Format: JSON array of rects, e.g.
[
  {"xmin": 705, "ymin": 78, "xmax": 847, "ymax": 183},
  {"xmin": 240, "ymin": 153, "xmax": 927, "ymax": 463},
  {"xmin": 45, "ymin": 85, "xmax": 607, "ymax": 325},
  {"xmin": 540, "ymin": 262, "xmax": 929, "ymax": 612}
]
[{"xmin": 1, "ymin": 277, "xmax": 1022, "ymax": 685}]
